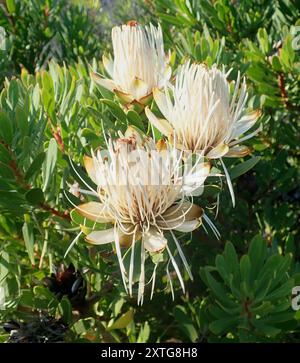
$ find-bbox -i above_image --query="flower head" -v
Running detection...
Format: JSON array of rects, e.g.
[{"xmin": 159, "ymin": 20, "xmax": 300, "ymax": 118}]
[
  {"xmin": 92, "ymin": 22, "xmax": 171, "ymax": 105},
  {"xmin": 146, "ymin": 61, "xmax": 261, "ymax": 158},
  {"xmin": 44, "ymin": 263, "xmax": 87, "ymax": 308},
  {"xmin": 74, "ymin": 127, "xmax": 210, "ymax": 303}
]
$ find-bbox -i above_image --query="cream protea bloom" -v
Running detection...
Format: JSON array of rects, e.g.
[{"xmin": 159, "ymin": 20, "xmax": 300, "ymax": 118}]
[
  {"xmin": 92, "ymin": 22, "xmax": 171, "ymax": 105},
  {"xmin": 73, "ymin": 127, "xmax": 210, "ymax": 304},
  {"xmin": 145, "ymin": 61, "xmax": 261, "ymax": 158}
]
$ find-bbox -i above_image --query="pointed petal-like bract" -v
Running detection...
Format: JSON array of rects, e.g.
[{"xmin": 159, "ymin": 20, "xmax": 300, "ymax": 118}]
[
  {"xmin": 145, "ymin": 107, "xmax": 173, "ymax": 136},
  {"xmin": 174, "ymin": 219, "xmax": 202, "ymax": 232},
  {"xmin": 86, "ymin": 228, "xmax": 115, "ymax": 245},
  {"xmin": 75, "ymin": 202, "xmax": 113, "ymax": 223},
  {"xmin": 83, "ymin": 156, "xmax": 98, "ymax": 185},
  {"xmin": 86, "ymin": 227, "xmax": 140, "ymax": 248},
  {"xmin": 225, "ymin": 145, "xmax": 251, "ymax": 157},
  {"xmin": 102, "ymin": 55, "xmax": 114, "ymax": 77},
  {"xmin": 91, "ymin": 72, "xmax": 116, "ymax": 92},
  {"xmin": 143, "ymin": 228, "xmax": 168, "ymax": 253},
  {"xmin": 206, "ymin": 143, "xmax": 229, "ymax": 159}
]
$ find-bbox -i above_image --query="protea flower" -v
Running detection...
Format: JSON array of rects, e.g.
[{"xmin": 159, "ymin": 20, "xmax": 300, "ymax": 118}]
[
  {"xmin": 92, "ymin": 21, "xmax": 171, "ymax": 106},
  {"xmin": 145, "ymin": 61, "xmax": 261, "ymax": 158},
  {"xmin": 44, "ymin": 263, "xmax": 87, "ymax": 310},
  {"xmin": 71, "ymin": 127, "xmax": 210, "ymax": 304}
]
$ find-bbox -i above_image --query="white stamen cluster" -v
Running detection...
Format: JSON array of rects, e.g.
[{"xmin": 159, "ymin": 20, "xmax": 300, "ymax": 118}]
[
  {"xmin": 92, "ymin": 22, "xmax": 171, "ymax": 104},
  {"xmin": 73, "ymin": 131, "xmax": 210, "ymax": 304},
  {"xmin": 146, "ymin": 61, "xmax": 260, "ymax": 159}
]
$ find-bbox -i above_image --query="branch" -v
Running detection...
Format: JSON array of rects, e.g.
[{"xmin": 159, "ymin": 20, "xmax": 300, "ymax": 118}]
[
  {"xmin": 0, "ymin": 139, "xmax": 70, "ymax": 221},
  {"xmin": 277, "ymin": 72, "xmax": 290, "ymax": 109},
  {"xmin": 39, "ymin": 203, "xmax": 71, "ymax": 221},
  {"xmin": 51, "ymin": 124, "xmax": 65, "ymax": 153}
]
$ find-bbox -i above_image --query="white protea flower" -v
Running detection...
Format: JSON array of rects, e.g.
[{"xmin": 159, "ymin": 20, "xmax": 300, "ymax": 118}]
[
  {"xmin": 92, "ymin": 21, "xmax": 171, "ymax": 105},
  {"xmin": 71, "ymin": 127, "xmax": 211, "ymax": 304},
  {"xmin": 145, "ymin": 61, "xmax": 261, "ymax": 159}
]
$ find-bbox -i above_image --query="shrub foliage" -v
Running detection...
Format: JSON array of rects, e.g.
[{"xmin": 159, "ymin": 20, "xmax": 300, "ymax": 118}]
[{"xmin": 0, "ymin": 0, "xmax": 299, "ymax": 343}]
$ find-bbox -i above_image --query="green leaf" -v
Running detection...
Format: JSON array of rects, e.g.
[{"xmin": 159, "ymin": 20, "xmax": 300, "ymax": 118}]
[
  {"xmin": 25, "ymin": 152, "xmax": 46, "ymax": 180},
  {"xmin": 72, "ymin": 318, "xmax": 94, "ymax": 336},
  {"xmin": 173, "ymin": 305, "xmax": 198, "ymax": 342},
  {"xmin": 22, "ymin": 216, "xmax": 35, "ymax": 266},
  {"xmin": 19, "ymin": 289, "xmax": 35, "ymax": 307},
  {"xmin": 15, "ymin": 103, "xmax": 29, "ymax": 137},
  {"xmin": 252, "ymin": 321, "xmax": 281, "ymax": 336},
  {"xmin": 101, "ymin": 99, "xmax": 127, "ymax": 123},
  {"xmin": 285, "ymin": 234, "xmax": 295, "ymax": 255},
  {"xmin": 215, "ymin": 254, "xmax": 229, "ymax": 283},
  {"xmin": 6, "ymin": 0, "xmax": 15, "ymax": 14},
  {"xmin": 33, "ymin": 285, "xmax": 56, "ymax": 301},
  {"xmin": 137, "ymin": 322, "xmax": 150, "ymax": 343},
  {"xmin": 157, "ymin": 13, "xmax": 186, "ymax": 26},
  {"xmin": 248, "ymin": 234, "xmax": 267, "ymax": 279},
  {"xmin": 150, "ymin": 251, "xmax": 164, "ymax": 264},
  {"xmin": 204, "ymin": 269, "xmax": 237, "ymax": 308},
  {"xmin": 7, "ymin": 79, "xmax": 19, "ymax": 108},
  {"xmin": 81, "ymin": 128, "xmax": 99, "ymax": 141},
  {"xmin": 58, "ymin": 296, "xmax": 73, "ymax": 323},
  {"xmin": 251, "ymin": 301, "xmax": 274, "ymax": 315},
  {"xmin": 25, "ymin": 188, "xmax": 44, "ymax": 205},
  {"xmin": 62, "ymin": 190, "xmax": 81, "ymax": 209},
  {"xmin": 94, "ymin": 84, "xmax": 114, "ymax": 100},
  {"xmin": 229, "ymin": 156, "xmax": 261, "ymax": 180},
  {"xmin": 107, "ymin": 309, "xmax": 134, "ymax": 330},
  {"xmin": 240, "ymin": 255, "xmax": 251, "ymax": 293},
  {"xmin": 294, "ymin": 310, "xmax": 300, "ymax": 321},
  {"xmin": 270, "ymin": 255, "xmax": 292, "ymax": 289},
  {"xmin": 0, "ymin": 161, "xmax": 15, "ymax": 179},
  {"xmin": 0, "ymin": 215, "xmax": 16, "ymax": 235},
  {"xmin": 262, "ymin": 312, "xmax": 295, "ymax": 324},
  {"xmin": 254, "ymin": 255, "xmax": 283, "ymax": 300},
  {"xmin": 224, "ymin": 242, "xmax": 239, "ymax": 274},
  {"xmin": 126, "ymin": 110, "xmax": 145, "ymax": 131},
  {"xmin": 0, "ymin": 143, "xmax": 10, "ymax": 163},
  {"xmin": 63, "ymin": 155, "xmax": 97, "ymax": 191},
  {"xmin": 209, "ymin": 316, "xmax": 239, "ymax": 335},
  {"xmin": 42, "ymin": 138, "xmax": 57, "ymax": 191},
  {"xmin": 32, "ymin": 84, "xmax": 40, "ymax": 110},
  {"xmin": 0, "ymin": 111, "xmax": 13, "ymax": 144},
  {"xmin": 266, "ymin": 278, "xmax": 294, "ymax": 301},
  {"xmin": 110, "ymin": 298, "xmax": 125, "ymax": 317},
  {"xmin": 41, "ymin": 71, "xmax": 55, "ymax": 122},
  {"xmin": 257, "ymin": 28, "xmax": 270, "ymax": 54},
  {"xmin": 0, "ymin": 251, "xmax": 9, "ymax": 287},
  {"xmin": 272, "ymin": 55, "xmax": 282, "ymax": 72}
]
